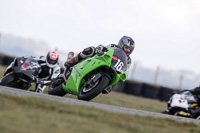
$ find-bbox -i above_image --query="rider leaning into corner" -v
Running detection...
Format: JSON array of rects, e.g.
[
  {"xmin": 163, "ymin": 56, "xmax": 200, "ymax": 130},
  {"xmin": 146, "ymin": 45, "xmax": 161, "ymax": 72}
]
[
  {"xmin": 64, "ymin": 35, "xmax": 135, "ymax": 94},
  {"xmin": 189, "ymin": 86, "xmax": 200, "ymax": 115},
  {"xmin": 34, "ymin": 51, "xmax": 61, "ymax": 93}
]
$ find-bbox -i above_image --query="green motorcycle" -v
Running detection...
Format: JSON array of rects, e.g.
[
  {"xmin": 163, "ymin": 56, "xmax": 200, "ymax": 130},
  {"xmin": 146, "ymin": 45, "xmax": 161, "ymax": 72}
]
[{"xmin": 48, "ymin": 47, "xmax": 128, "ymax": 101}]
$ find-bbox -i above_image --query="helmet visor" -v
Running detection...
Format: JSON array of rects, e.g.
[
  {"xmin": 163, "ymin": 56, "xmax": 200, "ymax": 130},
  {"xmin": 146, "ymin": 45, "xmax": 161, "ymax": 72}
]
[
  {"xmin": 123, "ymin": 45, "xmax": 131, "ymax": 52},
  {"xmin": 49, "ymin": 59, "xmax": 57, "ymax": 64}
]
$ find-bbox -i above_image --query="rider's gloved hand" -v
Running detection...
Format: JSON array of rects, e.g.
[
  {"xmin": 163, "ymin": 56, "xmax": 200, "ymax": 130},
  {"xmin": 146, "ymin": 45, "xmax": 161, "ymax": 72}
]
[
  {"xmin": 95, "ymin": 44, "xmax": 108, "ymax": 56},
  {"xmin": 35, "ymin": 78, "xmax": 44, "ymax": 85}
]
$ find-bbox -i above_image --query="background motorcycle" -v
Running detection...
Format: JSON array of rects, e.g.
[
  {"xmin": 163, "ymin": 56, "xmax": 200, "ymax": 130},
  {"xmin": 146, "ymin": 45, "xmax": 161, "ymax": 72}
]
[
  {"xmin": 162, "ymin": 90, "xmax": 200, "ymax": 119},
  {"xmin": 48, "ymin": 47, "xmax": 128, "ymax": 101},
  {"xmin": 0, "ymin": 56, "xmax": 41, "ymax": 90}
]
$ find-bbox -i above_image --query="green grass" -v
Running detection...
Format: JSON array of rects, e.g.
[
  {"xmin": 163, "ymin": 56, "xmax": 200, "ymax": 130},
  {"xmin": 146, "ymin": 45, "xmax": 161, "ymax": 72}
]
[
  {"xmin": 0, "ymin": 65, "xmax": 7, "ymax": 77},
  {"xmin": 0, "ymin": 93, "xmax": 200, "ymax": 133}
]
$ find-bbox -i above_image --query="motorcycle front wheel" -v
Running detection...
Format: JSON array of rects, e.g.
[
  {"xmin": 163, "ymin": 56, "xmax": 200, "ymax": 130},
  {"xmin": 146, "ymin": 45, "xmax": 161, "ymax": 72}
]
[
  {"xmin": 0, "ymin": 73, "xmax": 15, "ymax": 86},
  {"xmin": 78, "ymin": 75, "xmax": 110, "ymax": 101},
  {"xmin": 161, "ymin": 110, "xmax": 170, "ymax": 114}
]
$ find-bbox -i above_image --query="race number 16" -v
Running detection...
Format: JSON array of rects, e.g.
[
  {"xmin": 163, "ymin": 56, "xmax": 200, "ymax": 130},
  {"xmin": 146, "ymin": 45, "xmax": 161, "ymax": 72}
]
[{"xmin": 114, "ymin": 59, "xmax": 124, "ymax": 71}]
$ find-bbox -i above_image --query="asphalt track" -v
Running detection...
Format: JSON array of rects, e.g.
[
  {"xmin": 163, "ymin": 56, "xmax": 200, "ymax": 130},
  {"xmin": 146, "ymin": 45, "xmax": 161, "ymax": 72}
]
[{"xmin": 0, "ymin": 86, "xmax": 200, "ymax": 125}]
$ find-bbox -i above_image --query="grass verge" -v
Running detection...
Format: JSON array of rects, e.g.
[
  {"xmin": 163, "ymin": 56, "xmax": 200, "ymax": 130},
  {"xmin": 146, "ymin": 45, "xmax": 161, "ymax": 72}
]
[{"xmin": 0, "ymin": 93, "xmax": 200, "ymax": 133}]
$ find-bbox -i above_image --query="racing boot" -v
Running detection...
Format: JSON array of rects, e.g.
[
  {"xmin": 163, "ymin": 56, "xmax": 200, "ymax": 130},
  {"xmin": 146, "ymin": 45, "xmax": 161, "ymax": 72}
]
[
  {"xmin": 64, "ymin": 53, "xmax": 83, "ymax": 81},
  {"xmin": 64, "ymin": 54, "xmax": 81, "ymax": 70},
  {"xmin": 66, "ymin": 52, "xmax": 75, "ymax": 62},
  {"xmin": 64, "ymin": 47, "xmax": 96, "ymax": 69}
]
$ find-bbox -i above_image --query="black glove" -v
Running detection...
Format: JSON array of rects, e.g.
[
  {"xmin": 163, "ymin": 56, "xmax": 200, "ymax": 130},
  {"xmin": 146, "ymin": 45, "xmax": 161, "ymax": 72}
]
[
  {"xmin": 95, "ymin": 45, "xmax": 108, "ymax": 56},
  {"xmin": 35, "ymin": 78, "xmax": 45, "ymax": 85}
]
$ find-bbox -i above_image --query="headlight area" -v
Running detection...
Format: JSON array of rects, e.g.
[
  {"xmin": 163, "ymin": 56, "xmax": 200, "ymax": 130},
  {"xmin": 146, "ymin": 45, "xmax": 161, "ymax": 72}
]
[{"xmin": 103, "ymin": 55, "xmax": 110, "ymax": 61}]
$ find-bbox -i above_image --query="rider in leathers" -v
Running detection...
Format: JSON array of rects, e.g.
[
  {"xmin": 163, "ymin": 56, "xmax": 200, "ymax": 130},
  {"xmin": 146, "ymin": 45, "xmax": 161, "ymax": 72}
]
[
  {"xmin": 64, "ymin": 36, "xmax": 135, "ymax": 94},
  {"xmin": 189, "ymin": 86, "xmax": 200, "ymax": 116},
  {"xmin": 35, "ymin": 51, "xmax": 61, "ymax": 93}
]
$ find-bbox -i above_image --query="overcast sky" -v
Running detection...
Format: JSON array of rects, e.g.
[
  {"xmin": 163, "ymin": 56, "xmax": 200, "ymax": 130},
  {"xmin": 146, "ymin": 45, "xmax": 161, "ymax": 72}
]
[{"xmin": 0, "ymin": 0, "xmax": 200, "ymax": 75}]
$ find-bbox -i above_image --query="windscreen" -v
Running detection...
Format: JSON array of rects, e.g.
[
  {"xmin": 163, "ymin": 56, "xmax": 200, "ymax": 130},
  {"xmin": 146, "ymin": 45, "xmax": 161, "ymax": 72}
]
[
  {"xmin": 181, "ymin": 91, "xmax": 197, "ymax": 103},
  {"xmin": 21, "ymin": 57, "xmax": 40, "ymax": 71}
]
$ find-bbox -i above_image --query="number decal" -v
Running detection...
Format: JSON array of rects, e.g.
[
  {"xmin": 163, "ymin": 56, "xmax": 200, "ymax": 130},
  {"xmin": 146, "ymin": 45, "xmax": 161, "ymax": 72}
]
[{"xmin": 114, "ymin": 59, "xmax": 124, "ymax": 71}]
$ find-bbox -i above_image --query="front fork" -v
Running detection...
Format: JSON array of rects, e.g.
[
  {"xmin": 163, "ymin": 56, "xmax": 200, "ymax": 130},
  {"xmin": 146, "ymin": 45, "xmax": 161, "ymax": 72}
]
[
  {"xmin": 8, "ymin": 71, "xmax": 20, "ymax": 83},
  {"xmin": 83, "ymin": 71, "xmax": 111, "ymax": 89}
]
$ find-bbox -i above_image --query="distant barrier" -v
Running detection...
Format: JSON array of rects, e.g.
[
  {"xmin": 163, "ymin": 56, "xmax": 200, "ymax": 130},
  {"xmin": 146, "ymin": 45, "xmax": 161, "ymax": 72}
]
[
  {"xmin": 0, "ymin": 56, "xmax": 4, "ymax": 64},
  {"xmin": 113, "ymin": 80, "xmax": 177, "ymax": 102},
  {"xmin": 0, "ymin": 55, "xmax": 15, "ymax": 66}
]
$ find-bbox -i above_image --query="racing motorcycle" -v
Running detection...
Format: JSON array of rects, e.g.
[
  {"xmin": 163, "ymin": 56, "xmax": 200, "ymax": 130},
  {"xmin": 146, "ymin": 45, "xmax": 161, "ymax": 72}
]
[
  {"xmin": 48, "ymin": 47, "xmax": 128, "ymax": 101},
  {"xmin": 162, "ymin": 90, "xmax": 200, "ymax": 119},
  {"xmin": 0, "ymin": 56, "xmax": 41, "ymax": 90}
]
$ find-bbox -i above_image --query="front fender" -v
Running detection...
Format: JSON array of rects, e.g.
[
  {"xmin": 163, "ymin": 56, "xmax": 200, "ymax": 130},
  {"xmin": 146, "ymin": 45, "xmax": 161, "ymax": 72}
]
[{"xmin": 90, "ymin": 71, "xmax": 111, "ymax": 83}]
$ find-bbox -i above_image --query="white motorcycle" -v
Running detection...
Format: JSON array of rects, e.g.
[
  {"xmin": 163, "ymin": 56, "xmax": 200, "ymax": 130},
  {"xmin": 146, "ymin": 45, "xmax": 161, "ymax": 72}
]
[{"xmin": 162, "ymin": 90, "xmax": 200, "ymax": 119}]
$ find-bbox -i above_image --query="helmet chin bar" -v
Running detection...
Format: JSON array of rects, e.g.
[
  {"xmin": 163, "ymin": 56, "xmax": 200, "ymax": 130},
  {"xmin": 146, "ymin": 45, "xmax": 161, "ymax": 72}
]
[{"xmin": 46, "ymin": 56, "xmax": 57, "ymax": 68}]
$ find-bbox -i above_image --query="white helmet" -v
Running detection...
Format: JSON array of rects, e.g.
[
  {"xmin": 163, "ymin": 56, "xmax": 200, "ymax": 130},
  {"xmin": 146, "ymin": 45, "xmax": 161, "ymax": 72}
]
[{"xmin": 46, "ymin": 51, "xmax": 59, "ymax": 68}]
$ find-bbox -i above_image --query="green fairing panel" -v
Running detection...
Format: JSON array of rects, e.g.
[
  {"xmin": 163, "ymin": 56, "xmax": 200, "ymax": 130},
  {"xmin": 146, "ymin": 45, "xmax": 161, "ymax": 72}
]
[
  {"xmin": 62, "ymin": 49, "xmax": 114, "ymax": 95},
  {"xmin": 105, "ymin": 70, "xmax": 128, "ymax": 89}
]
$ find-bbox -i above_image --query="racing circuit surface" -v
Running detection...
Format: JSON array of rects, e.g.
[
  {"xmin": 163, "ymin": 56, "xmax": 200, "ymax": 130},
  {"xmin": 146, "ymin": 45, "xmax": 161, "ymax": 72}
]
[{"xmin": 0, "ymin": 86, "xmax": 200, "ymax": 125}]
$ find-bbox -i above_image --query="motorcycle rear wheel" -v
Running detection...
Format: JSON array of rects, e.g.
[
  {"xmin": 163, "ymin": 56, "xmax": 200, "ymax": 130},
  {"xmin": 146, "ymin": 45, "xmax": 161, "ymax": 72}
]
[
  {"xmin": 48, "ymin": 77, "xmax": 67, "ymax": 96},
  {"xmin": 78, "ymin": 75, "xmax": 110, "ymax": 101}
]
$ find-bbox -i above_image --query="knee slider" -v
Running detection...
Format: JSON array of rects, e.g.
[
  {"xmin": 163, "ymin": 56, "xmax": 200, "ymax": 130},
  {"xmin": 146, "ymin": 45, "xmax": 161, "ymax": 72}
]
[
  {"xmin": 82, "ymin": 47, "xmax": 93, "ymax": 55},
  {"xmin": 80, "ymin": 47, "xmax": 95, "ymax": 58}
]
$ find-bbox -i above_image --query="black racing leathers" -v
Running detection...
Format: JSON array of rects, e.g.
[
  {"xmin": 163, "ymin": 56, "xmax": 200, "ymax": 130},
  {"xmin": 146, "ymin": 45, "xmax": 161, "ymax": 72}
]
[{"xmin": 64, "ymin": 44, "xmax": 131, "ymax": 69}]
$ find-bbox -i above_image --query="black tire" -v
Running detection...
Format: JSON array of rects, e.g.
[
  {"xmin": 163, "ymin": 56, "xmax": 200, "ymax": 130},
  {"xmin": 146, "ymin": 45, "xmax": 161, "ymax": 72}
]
[
  {"xmin": 48, "ymin": 78, "xmax": 67, "ymax": 96},
  {"xmin": 0, "ymin": 74, "xmax": 15, "ymax": 86},
  {"xmin": 78, "ymin": 75, "xmax": 110, "ymax": 101},
  {"xmin": 161, "ymin": 110, "xmax": 170, "ymax": 114}
]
